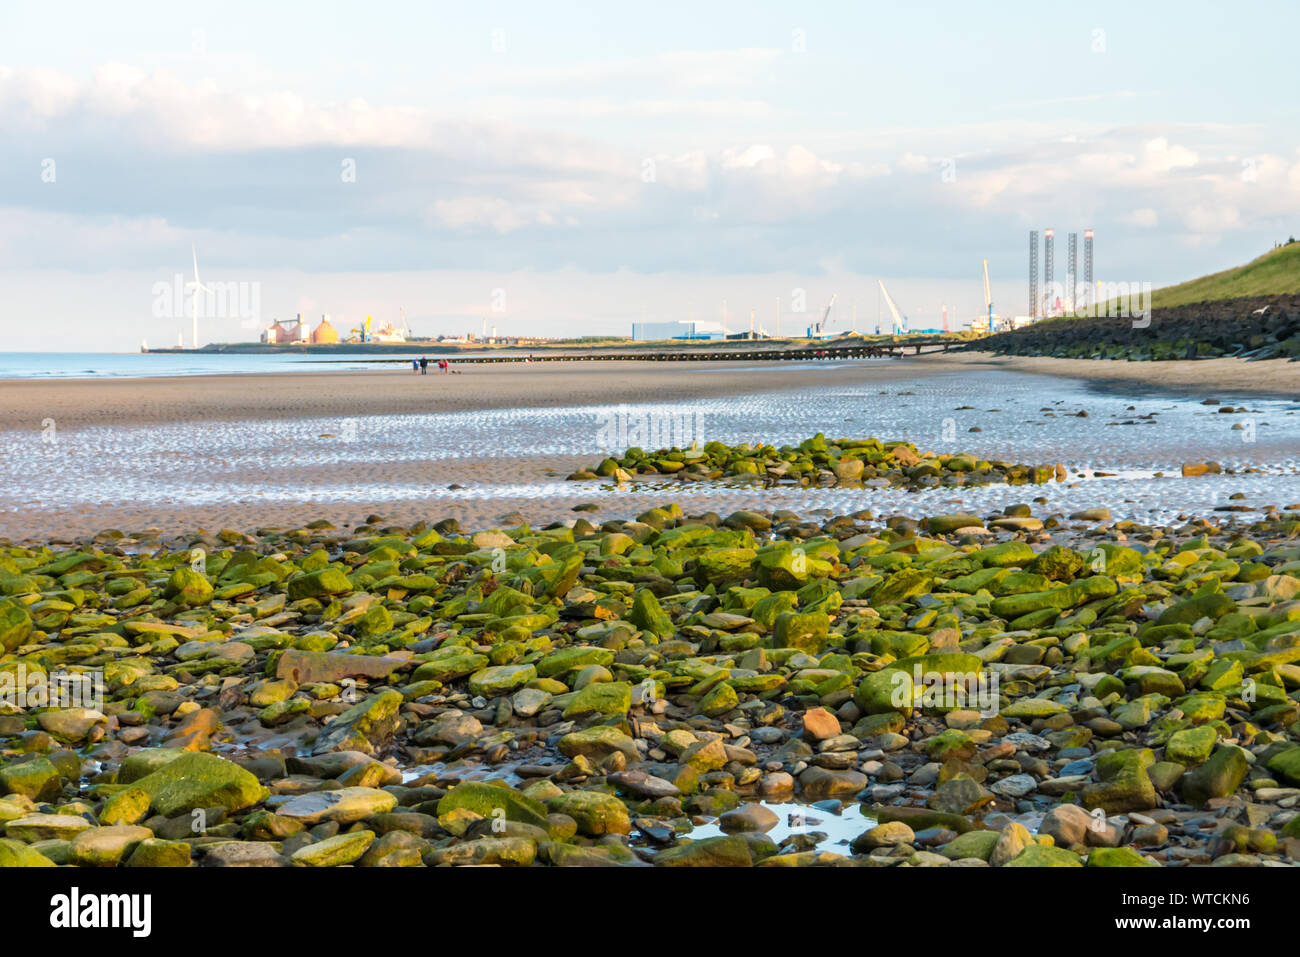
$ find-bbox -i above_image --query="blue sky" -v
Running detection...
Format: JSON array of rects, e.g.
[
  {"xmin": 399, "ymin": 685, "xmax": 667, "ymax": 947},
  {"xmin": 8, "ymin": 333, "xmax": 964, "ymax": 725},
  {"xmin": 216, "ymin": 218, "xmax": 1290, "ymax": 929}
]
[{"xmin": 2, "ymin": 0, "xmax": 1297, "ymax": 348}]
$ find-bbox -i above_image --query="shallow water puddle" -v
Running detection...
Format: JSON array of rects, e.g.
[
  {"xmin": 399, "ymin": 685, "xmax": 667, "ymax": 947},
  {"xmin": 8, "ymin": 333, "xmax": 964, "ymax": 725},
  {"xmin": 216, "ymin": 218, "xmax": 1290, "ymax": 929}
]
[{"xmin": 673, "ymin": 800, "xmax": 877, "ymax": 855}]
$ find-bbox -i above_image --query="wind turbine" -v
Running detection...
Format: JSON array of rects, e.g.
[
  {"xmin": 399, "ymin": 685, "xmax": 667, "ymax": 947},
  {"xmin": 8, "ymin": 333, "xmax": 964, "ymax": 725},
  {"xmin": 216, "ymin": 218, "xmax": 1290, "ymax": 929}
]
[{"xmin": 186, "ymin": 243, "xmax": 211, "ymax": 349}]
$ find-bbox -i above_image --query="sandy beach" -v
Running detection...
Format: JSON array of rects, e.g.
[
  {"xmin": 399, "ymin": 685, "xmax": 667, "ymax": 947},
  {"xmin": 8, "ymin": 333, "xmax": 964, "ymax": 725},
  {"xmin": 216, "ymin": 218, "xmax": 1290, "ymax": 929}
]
[
  {"xmin": 2, "ymin": 352, "xmax": 1297, "ymax": 543},
  {"xmin": 2, "ymin": 352, "xmax": 1298, "ymax": 432}
]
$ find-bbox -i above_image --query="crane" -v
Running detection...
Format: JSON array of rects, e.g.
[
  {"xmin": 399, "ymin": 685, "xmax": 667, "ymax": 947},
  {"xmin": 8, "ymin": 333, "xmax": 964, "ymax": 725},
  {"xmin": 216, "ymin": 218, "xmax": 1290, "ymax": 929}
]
[
  {"xmin": 349, "ymin": 315, "xmax": 373, "ymax": 343},
  {"xmin": 982, "ymin": 259, "xmax": 994, "ymax": 330},
  {"xmin": 877, "ymin": 280, "xmax": 905, "ymax": 335},
  {"xmin": 812, "ymin": 294, "xmax": 837, "ymax": 336}
]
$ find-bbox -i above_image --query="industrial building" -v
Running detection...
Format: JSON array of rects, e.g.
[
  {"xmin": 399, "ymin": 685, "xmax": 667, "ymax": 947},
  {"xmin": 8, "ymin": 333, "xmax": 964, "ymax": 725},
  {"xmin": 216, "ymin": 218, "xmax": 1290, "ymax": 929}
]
[
  {"xmin": 631, "ymin": 320, "xmax": 728, "ymax": 341},
  {"xmin": 311, "ymin": 316, "xmax": 339, "ymax": 344},
  {"xmin": 261, "ymin": 315, "xmax": 309, "ymax": 343},
  {"xmin": 1029, "ymin": 228, "xmax": 1094, "ymax": 317}
]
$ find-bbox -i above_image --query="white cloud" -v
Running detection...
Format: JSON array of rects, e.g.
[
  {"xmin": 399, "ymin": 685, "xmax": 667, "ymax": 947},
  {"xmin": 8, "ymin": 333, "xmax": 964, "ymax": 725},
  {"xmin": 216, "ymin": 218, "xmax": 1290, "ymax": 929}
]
[{"xmin": 1124, "ymin": 207, "xmax": 1159, "ymax": 227}]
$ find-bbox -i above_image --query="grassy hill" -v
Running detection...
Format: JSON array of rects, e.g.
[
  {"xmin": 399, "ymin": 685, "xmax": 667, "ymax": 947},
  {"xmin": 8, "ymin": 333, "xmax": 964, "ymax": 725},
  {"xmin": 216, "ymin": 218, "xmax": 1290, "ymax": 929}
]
[{"xmin": 1151, "ymin": 241, "xmax": 1300, "ymax": 308}]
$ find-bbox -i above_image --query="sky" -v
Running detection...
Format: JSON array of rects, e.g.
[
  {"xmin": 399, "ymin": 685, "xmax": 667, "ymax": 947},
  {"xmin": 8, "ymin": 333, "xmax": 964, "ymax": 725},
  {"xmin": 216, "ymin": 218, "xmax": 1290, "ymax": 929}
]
[{"xmin": 2, "ymin": 0, "xmax": 1298, "ymax": 350}]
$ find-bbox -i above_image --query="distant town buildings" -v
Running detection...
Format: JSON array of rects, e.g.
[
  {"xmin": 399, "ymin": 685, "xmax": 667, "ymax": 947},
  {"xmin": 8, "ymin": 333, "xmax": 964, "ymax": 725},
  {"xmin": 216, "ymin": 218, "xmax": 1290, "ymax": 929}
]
[{"xmin": 254, "ymin": 312, "xmax": 568, "ymax": 346}]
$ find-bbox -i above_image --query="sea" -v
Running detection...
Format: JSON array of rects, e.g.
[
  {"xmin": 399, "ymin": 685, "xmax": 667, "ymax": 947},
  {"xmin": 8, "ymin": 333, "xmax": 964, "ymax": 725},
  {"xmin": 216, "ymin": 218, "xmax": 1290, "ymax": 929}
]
[{"xmin": 0, "ymin": 351, "xmax": 455, "ymax": 379}]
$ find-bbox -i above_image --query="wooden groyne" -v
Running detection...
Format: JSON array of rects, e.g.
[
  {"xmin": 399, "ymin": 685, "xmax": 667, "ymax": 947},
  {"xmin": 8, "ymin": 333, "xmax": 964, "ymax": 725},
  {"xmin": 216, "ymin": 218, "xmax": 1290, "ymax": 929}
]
[{"xmin": 306, "ymin": 339, "xmax": 964, "ymax": 366}]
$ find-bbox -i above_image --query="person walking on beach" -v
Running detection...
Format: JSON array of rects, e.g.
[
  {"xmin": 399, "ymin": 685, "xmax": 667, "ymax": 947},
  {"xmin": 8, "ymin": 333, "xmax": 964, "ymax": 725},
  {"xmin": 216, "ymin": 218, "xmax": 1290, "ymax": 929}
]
[
  {"xmin": 420, "ymin": 356, "xmax": 428, "ymax": 375},
  {"xmin": 411, "ymin": 357, "xmax": 419, "ymax": 375}
]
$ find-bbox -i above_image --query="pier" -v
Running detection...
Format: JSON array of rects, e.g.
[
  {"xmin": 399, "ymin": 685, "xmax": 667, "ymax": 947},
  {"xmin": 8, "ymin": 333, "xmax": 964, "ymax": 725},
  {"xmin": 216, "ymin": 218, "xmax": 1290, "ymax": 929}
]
[{"xmin": 302, "ymin": 338, "xmax": 964, "ymax": 366}]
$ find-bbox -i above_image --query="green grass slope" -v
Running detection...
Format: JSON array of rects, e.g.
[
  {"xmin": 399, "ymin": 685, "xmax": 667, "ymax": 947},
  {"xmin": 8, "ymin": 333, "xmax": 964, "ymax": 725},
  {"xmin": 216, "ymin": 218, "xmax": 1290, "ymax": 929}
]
[{"xmin": 1152, "ymin": 242, "xmax": 1300, "ymax": 308}]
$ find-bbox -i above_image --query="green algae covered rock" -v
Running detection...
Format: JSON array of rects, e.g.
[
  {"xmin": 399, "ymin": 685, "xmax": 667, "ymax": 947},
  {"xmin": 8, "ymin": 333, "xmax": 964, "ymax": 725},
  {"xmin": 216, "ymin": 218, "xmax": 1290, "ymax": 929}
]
[
  {"xmin": 0, "ymin": 756, "xmax": 62, "ymax": 802},
  {"xmin": 437, "ymin": 781, "xmax": 550, "ymax": 829},
  {"xmin": 133, "ymin": 752, "xmax": 267, "ymax": 817},
  {"xmin": 1081, "ymin": 748, "xmax": 1157, "ymax": 814},
  {"xmin": 0, "ymin": 838, "xmax": 56, "ymax": 867},
  {"xmin": 291, "ymin": 830, "xmax": 375, "ymax": 867},
  {"xmin": 772, "ymin": 610, "xmax": 830, "ymax": 653},
  {"xmin": 1181, "ymin": 745, "xmax": 1249, "ymax": 806},
  {"xmin": 312, "ymin": 688, "xmax": 404, "ymax": 755},
  {"xmin": 0, "ymin": 599, "xmax": 34, "ymax": 654},
  {"xmin": 1166, "ymin": 726, "xmax": 1218, "ymax": 766},
  {"xmin": 287, "ymin": 567, "xmax": 353, "ymax": 601},
  {"xmin": 163, "ymin": 567, "xmax": 214, "ymax": 606},
  {"xmin": 468, "ymin": 664, "xmax": 537, "ymax": 697},
  {"xmin": 872, "ymin": 567, "xmax": 934, "ymax": 606},
  {"xmin": 563, "ymin": 680, "xmax": 632, "ymax": 719},
  {"xmin": 547, "ymin": 790, "xmax": 631, "ymax": 836},
  {"xmin": 940, "ymin": 829, "xmax": 1000, "ymax": 861},
  {"xmin": 629, "ymin": 588, "xmax": 674, "ymax": 638},
  {"xmin": 855, "ymin": 668, "xmax": 913, "ymax": 715},
  {"xmin": 654, "ymin": 834, "xmax": 753, "ymax": 867},
  {"xmin": 1087, "ymin": 846, "xmax": 1158, "ymax": 867},
  {"xmin": 1027, "ymin": 546, "xmax": 1085, "ymax": 582},
  {"xmin": 1004, "ymin": 844, "xmax": 1083, "ymax": 867}
]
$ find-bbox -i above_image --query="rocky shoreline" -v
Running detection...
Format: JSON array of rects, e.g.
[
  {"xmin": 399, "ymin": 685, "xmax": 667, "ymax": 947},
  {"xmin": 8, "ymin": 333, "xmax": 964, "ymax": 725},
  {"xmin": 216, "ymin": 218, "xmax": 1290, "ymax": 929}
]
[
  {"xmin": 971, "ymin": 295, "xmax": 1300, "ymax": 362},
  {"xmin": 2, "ymin": 463, "xmax": 1300, "ymax": 867},
  {"xmin": 569, "ymin": 434, "xmax": 1065, "ymax": 488}
]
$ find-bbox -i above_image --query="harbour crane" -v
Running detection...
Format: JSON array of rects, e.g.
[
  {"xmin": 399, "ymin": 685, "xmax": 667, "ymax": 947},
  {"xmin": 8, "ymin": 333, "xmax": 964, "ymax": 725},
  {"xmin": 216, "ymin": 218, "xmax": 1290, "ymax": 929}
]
[
  {"xmin": 877, "ymin": 280, "xmax": 905, "ymax": 335},
  {"xmin": 350, "ymin": 315, "xmax": 373, "ymax": 343},
  {"xmin": 983, "ymin": 259, "xmax": 994, "ymax": 329},
  {"xmin": 811, "ymin": 294, "xmax": 837, "ymax": 337}
]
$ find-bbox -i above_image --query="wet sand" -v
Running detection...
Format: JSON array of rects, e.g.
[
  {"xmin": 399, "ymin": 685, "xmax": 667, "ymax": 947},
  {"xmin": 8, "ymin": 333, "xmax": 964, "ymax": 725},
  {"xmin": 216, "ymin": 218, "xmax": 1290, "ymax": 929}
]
[
  {"xmin": 1, "ymin": 352, "xmax": 1297, "ymax": 432},
  {"xmin": 3, "ymin": 353, "xmax": 1298, "ymax": 543},
  {"xmin": 947, "ymin": 352, "xmax": 1300, "ymax": 399}
]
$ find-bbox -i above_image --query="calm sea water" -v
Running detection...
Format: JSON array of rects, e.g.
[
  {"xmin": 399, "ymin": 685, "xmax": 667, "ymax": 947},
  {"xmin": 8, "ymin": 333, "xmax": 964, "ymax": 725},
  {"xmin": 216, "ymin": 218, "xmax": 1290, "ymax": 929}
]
[{"xmin": 0, "ymin": 351, "xmax": 469, "ymax": 379}]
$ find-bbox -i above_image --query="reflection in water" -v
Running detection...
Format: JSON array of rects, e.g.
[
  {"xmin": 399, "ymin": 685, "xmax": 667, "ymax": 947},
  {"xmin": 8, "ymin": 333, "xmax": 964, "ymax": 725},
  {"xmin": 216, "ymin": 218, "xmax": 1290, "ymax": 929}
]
[
  {"xmin": 3, "ymin": 369, "xmax": 1298, "ymax": 526},
  {"xmin": 672, "ymin": 800, "xmax": 876, "ymax": 856}
]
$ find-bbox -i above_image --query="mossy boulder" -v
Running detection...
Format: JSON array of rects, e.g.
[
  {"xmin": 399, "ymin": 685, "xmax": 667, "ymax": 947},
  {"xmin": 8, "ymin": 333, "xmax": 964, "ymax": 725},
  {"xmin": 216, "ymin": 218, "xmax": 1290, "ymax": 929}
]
[
  {"xmin": 163, "ymin": 567, "xmax": 214, "ymax": 606},
  {"xmin": 1027, "ymin": 546, "xmax": 1085, "ymax": 582},
  {"xmin": 547, "ymin": 790, "xmax": 631, "ymax": 836},
  {"xmin": 1156, "ymin": 592, "xmax": 1236, "ymax": 627},
  {"xmin": 1004, "ymin": 844, "xmax": 1082, "ymax": 867},
  {"xmin": 0, "ymin": 757, "xmax": 62, "ymax": 802},
  {"xmin": 772, "ymin": 610, "xmax": 830, "ymax": 653},
  {"xmin": 855, "ymin": 668, "xmax": 913, "ymax": 715},
  {"xmin": 536, "ymin": 646, "xmax": 615, "ymax": 679},
  {"xmin": 872, "ymin": 568, "xmax": 934, "ymax": 606},
  {"xmin": 0, "ymin": 838, "xmax": 56, "ymax": 867},
  {"xmin": 133, "ymin": 752, "xmax": 267, "ymax": 817},
  {"xmin": 467, "ymin": 664, "xmax": 537, "ymax": 697},
  {"xmin": 563, "ymin": 680, "xmax": 632, "ymax": 719},
  {"xmin": 1181, "ymin": 745, "xmax": 1249, "ymax": 806},
  {"xmin": 287, "ymin": 567, "xmax": 353, "ymax": 601},
  {"xmin": 940, "ymin": 829, "xmax": 1000, "ymax": 861},
  {"xmin": 1087, "ymin": 846, "xmax": 1158, "ymax": 867},
  {"xmin": 654, "ymin": 834, "xmax": 753, "ymax": 867},
  {"xmin": 1264, "ymin": 746, "xmax": 1300, "ymax": 786},
  {"xmin": 628, "ymin": 589, "xmax": 674, "ymax": 638},
  {"xmin": 696, "ymin": 549, "xmax": 759, "ymax": 588},
  {"xmin": 437, "ymin": 781, "xmax": 550, "ymax": 830},
  {"xmin": 291, "ymin": 830, "xmax": 375, "ymax": 867},
  {"xmin": 0, "ymin": 599, "xmax": 33, "ymax": 654},
  {"xmin": 1081, "ymin": 748, "xmax": 1157, "ymax": 813},
  {"xmin": 698, "ymin": 681, "xmax": 739, "ymax": 717},
  {"xmin": 311, "ymin": 689, "xmax": 404, "ymax": 755},
  {"xmin": 1166, "ymin": 726, "xmax": 1217, "ymax": 766}
]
